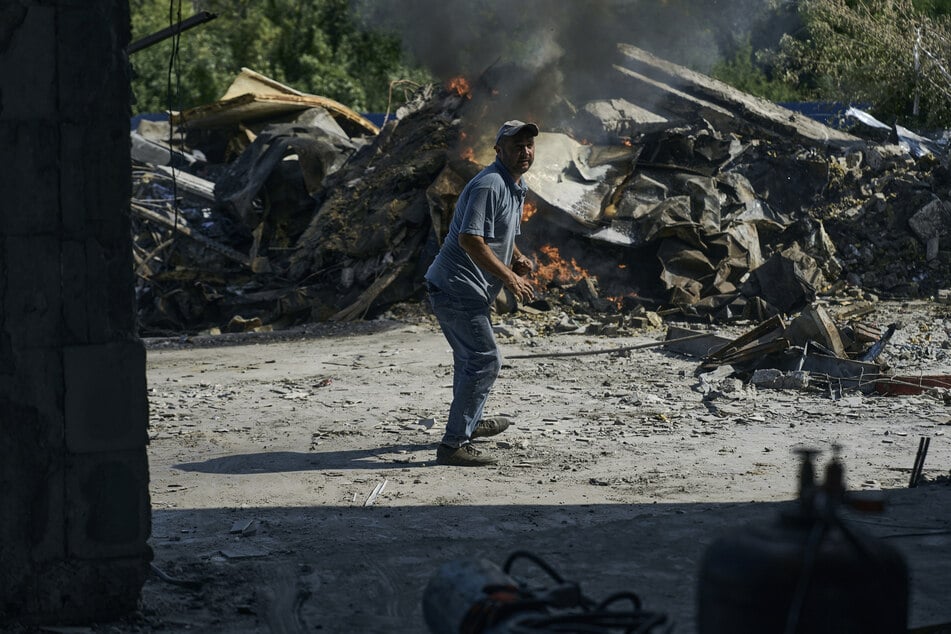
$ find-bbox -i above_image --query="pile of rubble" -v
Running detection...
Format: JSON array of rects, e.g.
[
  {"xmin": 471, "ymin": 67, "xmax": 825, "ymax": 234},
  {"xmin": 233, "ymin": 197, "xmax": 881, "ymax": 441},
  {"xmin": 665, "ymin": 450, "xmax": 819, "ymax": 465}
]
[{"xmin": 130, "ymin": 44, "xmax": 951, "ymax": 340}]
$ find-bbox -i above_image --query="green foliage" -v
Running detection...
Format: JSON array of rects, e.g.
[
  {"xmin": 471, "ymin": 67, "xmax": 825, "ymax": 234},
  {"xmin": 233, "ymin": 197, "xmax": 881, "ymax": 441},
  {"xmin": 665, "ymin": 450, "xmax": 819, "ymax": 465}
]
[
  {"xmin": 711, "ymin": 37, "xmax": 806, "ymax": 102},
  {"xmin": 914, "ymin": 0, "xmax": 951, "ymax": 16},
  {"xmin": 772, "ymin": 0, "xmax": 951, "ymax": 127},
  {"xmin": 129, "ymin": 0, "xmax": 951, "ymax": 129},
  {"xmin": 129, "ymin": 0, "xmax": 432, "ymax": 115}
]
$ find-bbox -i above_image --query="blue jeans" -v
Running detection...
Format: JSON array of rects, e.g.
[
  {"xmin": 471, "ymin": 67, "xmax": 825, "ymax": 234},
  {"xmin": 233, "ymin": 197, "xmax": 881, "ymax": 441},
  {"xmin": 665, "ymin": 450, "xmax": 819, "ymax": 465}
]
[{"xmin": 427, "ymin": 283, "xmax": 501, "ymax": 448}]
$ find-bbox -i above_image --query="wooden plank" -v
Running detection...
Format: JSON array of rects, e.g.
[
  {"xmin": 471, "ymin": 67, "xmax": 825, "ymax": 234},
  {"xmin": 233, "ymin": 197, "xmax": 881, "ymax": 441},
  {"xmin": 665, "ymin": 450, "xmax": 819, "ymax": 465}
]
[
  {"xmin": 130, "ymin": 203, "xmax": 251, "ymax": 268},
  {"xmin": 704, "ymin": 314, "xmax": 786, "ymax": 364},
  {"xmin": 154, "ymin": 165, "xmax": 216, "ymax": 202},
  {"xmin": 715, "ymin": 338, "xmax": 789, "ymax": 366}
]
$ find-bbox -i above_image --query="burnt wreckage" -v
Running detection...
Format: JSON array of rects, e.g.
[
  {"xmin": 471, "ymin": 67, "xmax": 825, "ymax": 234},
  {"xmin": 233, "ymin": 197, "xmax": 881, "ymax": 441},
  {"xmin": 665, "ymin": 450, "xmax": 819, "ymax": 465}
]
[{"xmin": 131, "ymin": 45, "xmax": 951, "ymax": 341}]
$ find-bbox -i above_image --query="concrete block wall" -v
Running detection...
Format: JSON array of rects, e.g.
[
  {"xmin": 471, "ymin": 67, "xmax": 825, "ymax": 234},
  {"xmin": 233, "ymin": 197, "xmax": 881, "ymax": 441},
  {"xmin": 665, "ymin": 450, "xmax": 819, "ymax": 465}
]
[{"xmin": 0, "ymin": 0, "xmax": 151, "ymax": 625}]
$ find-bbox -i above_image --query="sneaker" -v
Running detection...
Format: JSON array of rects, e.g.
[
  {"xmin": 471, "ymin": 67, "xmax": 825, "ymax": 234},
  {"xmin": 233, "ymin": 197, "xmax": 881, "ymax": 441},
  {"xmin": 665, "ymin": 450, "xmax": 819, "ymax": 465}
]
[
  {"xmin": 471, "ymin": 416, "xmax": 512, "ymax": 439},
  {"xmin": 436, "ymin": 443, "xmax": 498, "ymax": 466}
]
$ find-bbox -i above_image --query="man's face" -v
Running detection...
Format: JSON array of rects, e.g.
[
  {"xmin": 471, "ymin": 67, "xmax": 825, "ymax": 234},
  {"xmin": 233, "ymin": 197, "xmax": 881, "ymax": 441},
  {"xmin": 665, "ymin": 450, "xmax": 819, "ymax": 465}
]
[{"xmin": 495, "ymin": 130, "xmax": 536, "ymax": 177}]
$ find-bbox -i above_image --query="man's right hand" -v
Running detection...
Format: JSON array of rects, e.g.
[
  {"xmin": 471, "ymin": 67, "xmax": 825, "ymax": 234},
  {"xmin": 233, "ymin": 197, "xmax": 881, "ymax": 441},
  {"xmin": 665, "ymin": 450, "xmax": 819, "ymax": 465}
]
[
  {"xmin": 506, "ymin": 273, "xmax": 535, "ymax": 303},
  {"xmin": 458, "ymin": 233, "xmax": 535, "ymax": 302}
]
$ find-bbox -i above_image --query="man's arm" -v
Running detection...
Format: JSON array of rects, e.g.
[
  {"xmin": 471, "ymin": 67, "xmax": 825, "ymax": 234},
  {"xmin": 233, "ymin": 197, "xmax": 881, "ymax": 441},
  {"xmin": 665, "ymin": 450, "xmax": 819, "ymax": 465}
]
[{"xmin": 458, "ymin": 233, "xmax": 534, "ymax": 302}]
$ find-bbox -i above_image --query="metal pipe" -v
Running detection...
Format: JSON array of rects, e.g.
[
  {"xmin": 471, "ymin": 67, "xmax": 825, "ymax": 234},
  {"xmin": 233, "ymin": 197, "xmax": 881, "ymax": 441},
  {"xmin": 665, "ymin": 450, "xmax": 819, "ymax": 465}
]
[
  {"xmin": 909, "ymin": 436, "xmax": 931, "ymax": 488},
  {"xmin": 129, "ymin": 11, "xmax": 217, "ymax": 54}
]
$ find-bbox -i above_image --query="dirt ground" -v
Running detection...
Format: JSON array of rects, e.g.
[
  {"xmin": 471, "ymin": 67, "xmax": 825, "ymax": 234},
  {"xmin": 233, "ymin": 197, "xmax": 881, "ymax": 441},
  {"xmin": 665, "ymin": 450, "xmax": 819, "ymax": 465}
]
[{"xmin": 107, "ymin": 298, "xmax": 951, "ymax": 632}]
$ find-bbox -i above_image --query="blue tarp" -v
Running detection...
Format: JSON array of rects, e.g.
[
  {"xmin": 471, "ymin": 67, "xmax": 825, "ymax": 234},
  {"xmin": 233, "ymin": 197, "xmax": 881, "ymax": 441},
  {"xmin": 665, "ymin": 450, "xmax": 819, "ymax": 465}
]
[
  {"xmin": 133, "ymin": 111, "xmax": 388, "ymax": 130},
  {"xmin": 130, "ymin": 112, "xmax": 168, "ymax": 130},
  {"xmin": 361, "ymin": 113, "xmax": 388, "ymax": 128},
  {"xmin": 778, "ymin": 101, "xmax": 858, "ymax": 129}
]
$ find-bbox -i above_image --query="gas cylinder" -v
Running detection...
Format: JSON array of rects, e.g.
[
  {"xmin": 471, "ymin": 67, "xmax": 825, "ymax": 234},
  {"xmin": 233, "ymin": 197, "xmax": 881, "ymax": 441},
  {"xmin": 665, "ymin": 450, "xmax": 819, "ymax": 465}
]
[
  {"xmin": 422, "ymin": 558, "xmax": 540, "ymax": 634},
  {"xmin": 697, "ymin": 448, "xmax": 908, "ymax": 633}
]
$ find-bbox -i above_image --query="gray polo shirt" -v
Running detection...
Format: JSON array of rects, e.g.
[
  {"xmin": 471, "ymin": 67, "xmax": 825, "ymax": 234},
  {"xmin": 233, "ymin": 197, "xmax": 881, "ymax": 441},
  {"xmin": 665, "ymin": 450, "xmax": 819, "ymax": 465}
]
[{"xmin": 425, "ymin": 158, "xmax": 527, "ymax": 303}]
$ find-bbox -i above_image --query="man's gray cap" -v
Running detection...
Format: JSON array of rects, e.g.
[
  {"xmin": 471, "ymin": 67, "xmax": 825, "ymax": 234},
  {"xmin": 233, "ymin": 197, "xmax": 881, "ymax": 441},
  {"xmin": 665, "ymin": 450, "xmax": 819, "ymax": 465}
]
[{"xmin": 495, "ymin": 120, "xmax": 539, "ymax": 145}]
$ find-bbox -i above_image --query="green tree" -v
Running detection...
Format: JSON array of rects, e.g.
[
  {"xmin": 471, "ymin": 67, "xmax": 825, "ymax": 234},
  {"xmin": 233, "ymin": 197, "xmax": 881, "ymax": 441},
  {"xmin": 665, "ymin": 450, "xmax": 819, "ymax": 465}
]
[
  {"xmin": 773, "ymin": 0, "xmax": 951, "ymax": 127},
  {"xmin": 129, "ymin": 0, "xmax": 431, "ymax": 115},
  {"xmin": 914, "ymin": 0, "xmax": 951, "ymax": 16},
  {"xmin": 711, "ymin": 37, "xmax": 805, "ymax": 102},
  {"xmin": 129, "ymin": 1, "xmax": 228, "ymax": 112}
]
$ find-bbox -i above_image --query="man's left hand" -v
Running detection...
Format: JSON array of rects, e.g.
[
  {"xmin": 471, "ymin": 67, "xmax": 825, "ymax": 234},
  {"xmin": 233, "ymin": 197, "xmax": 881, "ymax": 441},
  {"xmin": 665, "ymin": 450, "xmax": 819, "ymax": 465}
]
[{"xmin": 511, "ymin": 254, "xmax": 533, "ymax": 277}]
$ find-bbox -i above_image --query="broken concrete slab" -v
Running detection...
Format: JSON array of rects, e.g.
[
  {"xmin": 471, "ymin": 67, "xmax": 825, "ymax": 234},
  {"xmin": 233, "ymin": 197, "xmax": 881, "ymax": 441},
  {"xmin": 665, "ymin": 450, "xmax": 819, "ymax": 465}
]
[
  {"xmin": 908, "ymin": 198, "xmax": 949, "ymax": 245},
  {"xmin": 578, "ymin": 97, "xmax": 669, "ymax": 140},
  {"xmin": 616, "ymin": 43, "xmax": 864, "ymax": 150}
]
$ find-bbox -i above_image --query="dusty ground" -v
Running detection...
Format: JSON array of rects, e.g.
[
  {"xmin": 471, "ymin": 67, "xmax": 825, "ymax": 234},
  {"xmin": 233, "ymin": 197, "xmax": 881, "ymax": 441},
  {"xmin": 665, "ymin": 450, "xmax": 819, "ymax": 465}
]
[{"xmin": 98, "ymin": 298, "xmax": 951, "ymax": 632}]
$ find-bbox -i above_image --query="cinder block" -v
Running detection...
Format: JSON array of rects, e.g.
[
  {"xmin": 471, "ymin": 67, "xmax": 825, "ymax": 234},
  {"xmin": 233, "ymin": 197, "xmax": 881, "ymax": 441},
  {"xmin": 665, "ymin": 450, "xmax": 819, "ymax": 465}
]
[
  {"xmin": 60, "ymin": 123, "xmax": 132, "ymax": 238},
  {"xmin": 0, "ymin": 346, "xmax": 65, "ymax": 435},
  {"xmin": 63, "ymin": 340, "xmax": 148, "ymax": 454},
  {"xmin": 61, "ymin": 240, "xmax": 90, "ymax": 341},
  {"xmin": 0, "ymin": 401, "xmax": 66, "ymax": 566},
  {"xmin": 6, "ymin": 554, "xmax": 150, "ymax": 622},
  {"xmin": 0, "ymin": 5, "xmax": 56, "ymax": 120},
  {"xmin": 1, "ymin": 236, "xmax": 63, "ymax": 343},
  {"xmin": 65, "ymin": 449, "xmax": 151, "ymax": 560},
  {"xmin": 56, "ymin": 3, "xmax": 129, "ymax": 120},
  {"xmin": 62, "ymin": 238, "xmax": 135, "ymax": 342},
  {"xmin": 0, "ymin": 123, "xmax": 62, "ymax": 235}
]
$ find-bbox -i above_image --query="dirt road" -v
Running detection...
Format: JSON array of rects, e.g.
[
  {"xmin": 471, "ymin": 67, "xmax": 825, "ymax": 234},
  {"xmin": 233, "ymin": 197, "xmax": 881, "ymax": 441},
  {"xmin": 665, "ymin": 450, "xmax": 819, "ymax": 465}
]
[{"xmin": 134, "ymin": 300, "xmax": 951, "ymax": 632}]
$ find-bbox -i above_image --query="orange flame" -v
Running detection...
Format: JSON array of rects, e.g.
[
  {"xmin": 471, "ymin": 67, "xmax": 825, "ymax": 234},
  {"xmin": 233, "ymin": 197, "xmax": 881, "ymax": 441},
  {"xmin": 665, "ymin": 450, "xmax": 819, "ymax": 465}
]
[
  {"xmin": 532, "ymin": 244, "xmax": 588, "ymax": 288},
  {"xmin": 522, "ymin": 201, "xmax": 537, "ymax": 222},
  {"xmin": 448, "ymin": 76, "xmax": 471, "ymax": 98},
  {"xmin": 458, "ymin": 130, "xmax": 476, "ymax": 161}
]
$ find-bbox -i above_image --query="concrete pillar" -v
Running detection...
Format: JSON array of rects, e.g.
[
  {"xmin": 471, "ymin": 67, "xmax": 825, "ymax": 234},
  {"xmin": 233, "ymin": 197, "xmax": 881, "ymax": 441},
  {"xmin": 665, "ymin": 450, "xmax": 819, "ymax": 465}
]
[{"xmin": 0, "ymin": 0, "xmax": 151, "ymax": 624}]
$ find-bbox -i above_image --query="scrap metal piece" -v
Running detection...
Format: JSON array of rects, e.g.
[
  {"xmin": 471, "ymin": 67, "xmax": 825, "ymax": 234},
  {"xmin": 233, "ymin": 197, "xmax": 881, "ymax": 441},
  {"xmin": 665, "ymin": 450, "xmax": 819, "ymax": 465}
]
[
  {"xmin": 175, "ymin": 67, "xmax": 379, "ymax": 137},
  {"xmin": 702, "ymin": 314, "xmax": 787, "ymax": 370},
  {"xmin": 784, "ymin": 304, "xmax": 847, "ymax": 358},
  {"xmin": 874, "ymin": 374, "xmax": 951, "ymax": 396},
  {"xmin": 664, "ymin": 326, "xmax": 730, "ymax": 359},
  {"xmin": 856, "ymin": 323, "xmax": 897, "ymax": 362},
  {"xmin": 909, "ymin": 437, "xmax": 931, "ymax": 488},
  {"xmin": 522, "ymin": 132, "xmax": 615, "ymax": 228},
  {"xmin": 129, "ymin": 11, "xmax": 217, "ymax": 54}
]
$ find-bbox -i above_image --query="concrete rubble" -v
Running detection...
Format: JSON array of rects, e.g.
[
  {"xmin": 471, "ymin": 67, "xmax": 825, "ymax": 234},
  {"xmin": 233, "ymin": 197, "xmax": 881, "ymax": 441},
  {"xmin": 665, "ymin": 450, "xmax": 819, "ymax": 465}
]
[{"xmin": 129, "ymin": 44, "xmax": 951, "ymax": 344}]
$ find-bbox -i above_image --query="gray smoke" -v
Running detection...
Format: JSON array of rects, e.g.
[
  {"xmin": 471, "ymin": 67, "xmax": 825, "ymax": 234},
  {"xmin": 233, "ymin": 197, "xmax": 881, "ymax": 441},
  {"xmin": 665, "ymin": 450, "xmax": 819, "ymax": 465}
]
[
  {"xmin": 355, "ymin": 0, "xmax": 788, "ymax": 134},
  {"xmin": 360, "ymin": 2, "xmax": 783, "ymax": 75}
]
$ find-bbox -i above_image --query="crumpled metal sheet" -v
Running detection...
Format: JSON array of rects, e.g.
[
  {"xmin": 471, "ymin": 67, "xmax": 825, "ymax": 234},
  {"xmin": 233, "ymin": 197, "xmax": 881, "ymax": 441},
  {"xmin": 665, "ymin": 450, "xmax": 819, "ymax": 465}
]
[
  {"xmin": 523, "ymin": 132, "xmax": 613, "ymax": 228},
  {"xmin": 215, "ymin": 115, "xmax": 357, "ymax": 229}
]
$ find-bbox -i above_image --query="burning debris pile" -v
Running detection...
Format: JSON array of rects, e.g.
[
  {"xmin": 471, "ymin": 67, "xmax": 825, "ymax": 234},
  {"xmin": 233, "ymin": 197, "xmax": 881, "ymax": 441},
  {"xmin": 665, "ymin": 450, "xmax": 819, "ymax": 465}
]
[{"xmin": 130, "ymin": 45, "xmax": 951, "ymax": 336}]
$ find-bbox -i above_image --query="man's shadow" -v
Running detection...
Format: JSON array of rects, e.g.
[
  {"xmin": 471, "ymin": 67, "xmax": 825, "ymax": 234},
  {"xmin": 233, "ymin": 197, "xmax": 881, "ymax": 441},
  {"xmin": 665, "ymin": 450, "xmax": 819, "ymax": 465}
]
[{"xmin": 173, "ymin": 443, "xmax": 434, "ymax": 473}]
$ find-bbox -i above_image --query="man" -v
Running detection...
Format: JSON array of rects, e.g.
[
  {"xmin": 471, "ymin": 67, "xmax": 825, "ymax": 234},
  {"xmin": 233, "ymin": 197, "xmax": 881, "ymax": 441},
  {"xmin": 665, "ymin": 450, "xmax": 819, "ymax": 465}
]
[{"xmin": 424, "ymin": 120, "xmax": 538, "ymax": 467}]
